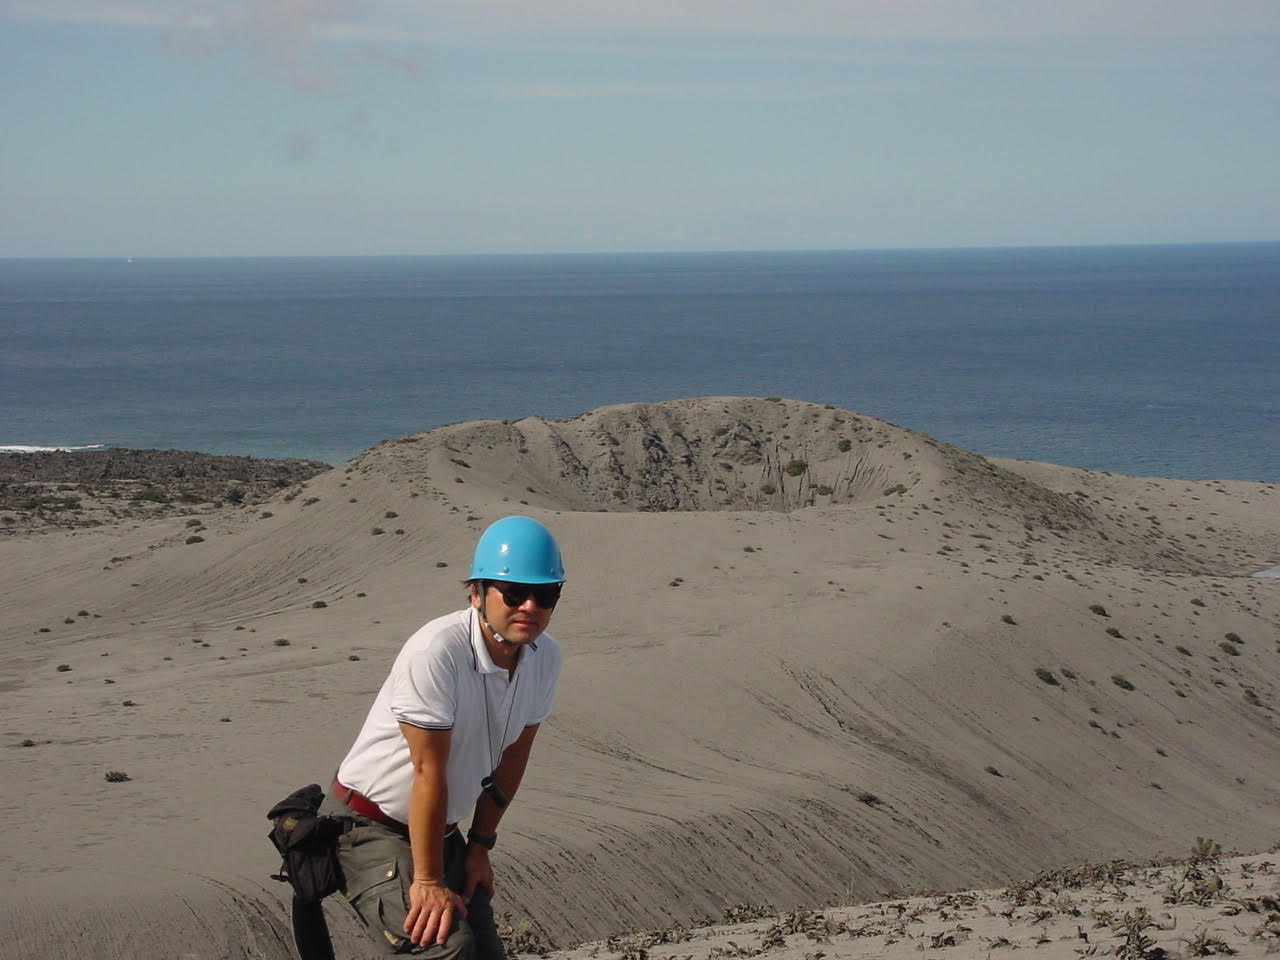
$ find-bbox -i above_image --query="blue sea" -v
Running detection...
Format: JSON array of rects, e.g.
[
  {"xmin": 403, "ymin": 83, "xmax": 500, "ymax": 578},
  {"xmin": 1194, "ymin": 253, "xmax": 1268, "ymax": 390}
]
[{"xmin": 1, "ymin": 244, "xmax": 1277, "ymax": 481}]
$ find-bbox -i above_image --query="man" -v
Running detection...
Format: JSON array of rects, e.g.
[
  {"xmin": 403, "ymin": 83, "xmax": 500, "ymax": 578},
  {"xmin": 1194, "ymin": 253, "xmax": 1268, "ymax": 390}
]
[{"xmin": 321, "ymin": 516, "xmax": 565, "ymax": 958}]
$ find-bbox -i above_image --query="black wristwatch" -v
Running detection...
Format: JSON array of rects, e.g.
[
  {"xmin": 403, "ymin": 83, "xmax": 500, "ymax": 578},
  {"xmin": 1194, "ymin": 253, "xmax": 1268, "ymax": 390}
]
[{"xmin": 467, "ymin": 829, "xmax": 497, "ymax": 849}]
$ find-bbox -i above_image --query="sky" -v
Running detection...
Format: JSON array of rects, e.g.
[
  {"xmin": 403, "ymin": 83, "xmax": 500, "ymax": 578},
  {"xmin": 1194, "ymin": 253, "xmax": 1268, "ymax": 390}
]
[{"xmin": 2, "ymin": 0, "xmax": 1279, "ymax": 257}]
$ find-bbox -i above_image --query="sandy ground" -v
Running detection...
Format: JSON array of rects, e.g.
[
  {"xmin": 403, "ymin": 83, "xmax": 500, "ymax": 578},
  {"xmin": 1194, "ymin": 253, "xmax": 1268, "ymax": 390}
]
[{"xmin": 1, "ymin": 397, "xmax": 1277, "ymax": 959}]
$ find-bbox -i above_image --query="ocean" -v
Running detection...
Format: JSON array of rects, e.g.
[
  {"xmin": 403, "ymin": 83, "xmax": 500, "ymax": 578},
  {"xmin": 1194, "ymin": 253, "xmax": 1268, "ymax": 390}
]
[{"xmin": 1, "ymin": 244, "xmax": 1277, "ymax": 481}]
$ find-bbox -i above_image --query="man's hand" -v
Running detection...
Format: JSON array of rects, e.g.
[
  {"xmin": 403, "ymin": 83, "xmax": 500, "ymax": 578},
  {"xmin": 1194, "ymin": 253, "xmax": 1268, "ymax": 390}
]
[
  {"xmin": 463, "ymin": 843, "xmax": 495, "ymax": 901},
  {"xmin": 404, "ymin": 877, "xmax": 467, "ymax": 947}
]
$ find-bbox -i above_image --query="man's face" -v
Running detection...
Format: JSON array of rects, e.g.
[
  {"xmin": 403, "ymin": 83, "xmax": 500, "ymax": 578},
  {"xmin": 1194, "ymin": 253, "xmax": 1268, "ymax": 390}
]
[{"xmin": 473, "ymin": 580, "xmax": 561, "ymax": 645}]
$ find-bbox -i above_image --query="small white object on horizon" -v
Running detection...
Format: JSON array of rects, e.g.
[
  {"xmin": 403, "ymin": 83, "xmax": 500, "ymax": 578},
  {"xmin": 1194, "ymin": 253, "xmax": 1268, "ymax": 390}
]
[{"xmin": 0, "ymin": 444, "xmax": 108, "ymax": 453}]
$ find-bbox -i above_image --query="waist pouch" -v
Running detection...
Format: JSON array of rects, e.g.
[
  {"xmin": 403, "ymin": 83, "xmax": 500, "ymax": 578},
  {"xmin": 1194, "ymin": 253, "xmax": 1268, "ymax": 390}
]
[{"xmin": 267, "ymin": 783, "xmax": 347, "ymax": 903}]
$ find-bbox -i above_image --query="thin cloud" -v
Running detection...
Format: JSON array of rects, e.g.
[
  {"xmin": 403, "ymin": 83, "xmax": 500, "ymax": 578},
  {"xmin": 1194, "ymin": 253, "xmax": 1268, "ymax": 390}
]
[
  {"xmin": 1, "ymin": 0, "xmax": 177, "ymax": 27},
  {"xmin": 11, "ymin": 0, "xmax": 1279, "ymax": 41},
  {"xmin": 389, "ymin": 0, "xmax": 1280, "ymax": 40},
  {"xmin": 283, "ymin": 129, "xmax": 316, "ymax": 162},
  {"xmin": 3, "ymin": 0, "xmax": 424, "ymax": 96}
]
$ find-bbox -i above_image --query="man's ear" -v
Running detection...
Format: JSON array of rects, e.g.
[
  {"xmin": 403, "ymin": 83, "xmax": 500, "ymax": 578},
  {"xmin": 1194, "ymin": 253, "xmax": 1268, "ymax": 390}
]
[{"xmin": 469, "ymin": 581, "xmax": 483, "ymax": 608}]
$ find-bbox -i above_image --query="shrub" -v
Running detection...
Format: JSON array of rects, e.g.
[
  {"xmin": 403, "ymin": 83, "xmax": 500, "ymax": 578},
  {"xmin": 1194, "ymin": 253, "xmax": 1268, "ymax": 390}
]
[
  {"xmin": 131, "ymin": 487, "xmax": 170, "ymax": 503},
  {"xmin": 838, "ymin": 439, "xmax": 852, "ymax": 452},
  {"xmin": 185, "ymin": 535, "xmax": 204, "ymax": 544},
  {"xmin": 1218, "ymin": 641, "xmax": 1240, "ymax": 656},
  {"xmin": 1089, "ymin": 604, "xmax": 1110, "ymax": 617},
  {"xmin": 760, "ymin": 483, "xmax": 777, "ymax": 495},
  {"xmin": 1034, "ymin": 668, "xmax": 1059, "ymax": 685},
  {"xmin": 784, "ymin": 459, "xmax": 808, "ymax": 476},
  {"xmin": 816, "ymin": 484, "xmax": 833, "ymax": 495},
  {"xmin": 1189, "ymin": 836, "xmax": 1222, "ymax": 862},
  {"xmin": 104, "ymin": 770, "xmax": 131, "ymax": 782},
  {"xmin": 1111, "ymin": 675, "xmax": 1135, "ymax": 691}
]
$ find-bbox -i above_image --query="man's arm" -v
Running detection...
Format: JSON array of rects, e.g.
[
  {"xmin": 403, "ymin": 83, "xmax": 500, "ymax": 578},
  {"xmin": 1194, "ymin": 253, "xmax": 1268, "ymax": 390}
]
[
  {"xmin": 399, "ymin": 722, "xmax": 467, "ymax": 947},
  {"xmin": 462, "ymin": 723, "xmax": 541, "ymax": 900}
]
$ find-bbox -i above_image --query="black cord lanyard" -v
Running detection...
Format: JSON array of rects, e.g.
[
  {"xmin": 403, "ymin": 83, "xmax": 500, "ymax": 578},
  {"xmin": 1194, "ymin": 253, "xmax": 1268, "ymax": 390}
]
[{"xmin": 481, "ymin": 669, "xmax": 518, "ymax": 808}]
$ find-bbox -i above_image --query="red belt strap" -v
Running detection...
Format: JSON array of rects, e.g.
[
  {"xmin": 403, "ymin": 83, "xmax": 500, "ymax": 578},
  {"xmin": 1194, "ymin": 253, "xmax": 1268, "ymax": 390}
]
[{"xmin": 331, "ymin": 779, "xmax": 410, "ymax": 837}]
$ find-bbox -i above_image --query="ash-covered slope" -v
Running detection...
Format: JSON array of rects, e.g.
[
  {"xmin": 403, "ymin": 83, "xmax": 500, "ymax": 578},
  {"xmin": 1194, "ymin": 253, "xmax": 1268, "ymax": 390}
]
[{"xmin": 2, "ymin": 398, "xmax": 1277, "ymax": 959}]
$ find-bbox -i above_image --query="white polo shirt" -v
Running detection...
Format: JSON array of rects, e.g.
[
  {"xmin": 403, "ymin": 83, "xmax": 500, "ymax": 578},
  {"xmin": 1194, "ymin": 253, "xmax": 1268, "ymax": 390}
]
[{"xmin": 336, "ymin": 607, "xmax": 562, "ymax": 826}]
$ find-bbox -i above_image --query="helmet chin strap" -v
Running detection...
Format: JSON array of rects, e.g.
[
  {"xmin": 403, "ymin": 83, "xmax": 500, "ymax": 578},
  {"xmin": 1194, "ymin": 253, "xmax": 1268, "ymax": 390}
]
[{"xmin": 479, "ymin": 591, "xmax": 512, "ymax": 646}]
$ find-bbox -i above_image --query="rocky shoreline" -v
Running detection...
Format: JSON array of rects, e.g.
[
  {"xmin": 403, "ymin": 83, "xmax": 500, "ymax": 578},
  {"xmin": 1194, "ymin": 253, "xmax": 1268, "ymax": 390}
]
[{"xmin": 0, "ymin": 448, "xmax": 330, "ymax": 534}]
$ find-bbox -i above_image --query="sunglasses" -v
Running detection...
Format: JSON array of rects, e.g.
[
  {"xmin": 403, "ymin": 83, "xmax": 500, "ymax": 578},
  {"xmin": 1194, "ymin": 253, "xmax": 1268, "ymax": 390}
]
[{"xmin": 489, "ymin": 580, "xmax": 563, "ymax": 610}]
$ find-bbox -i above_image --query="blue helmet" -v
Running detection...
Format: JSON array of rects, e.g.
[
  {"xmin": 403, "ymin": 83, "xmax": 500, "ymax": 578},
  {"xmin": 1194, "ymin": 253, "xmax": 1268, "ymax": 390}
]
[{"xmin": 469, "ymin": 516, "xmax": 565, "ymax": 584}]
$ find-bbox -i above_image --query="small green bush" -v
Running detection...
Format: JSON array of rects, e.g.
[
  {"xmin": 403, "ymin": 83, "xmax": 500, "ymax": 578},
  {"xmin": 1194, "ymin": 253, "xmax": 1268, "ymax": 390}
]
[
  {"xmin": 837, "ymin": 439, "xmax": 852, "ymax": 452},
  {"xmin": 760, "ymin": 483, "xmax": 776, "ymax": 495},
  {"xmin": 783, "ymin": 459, "xmax": 808, "ymax": 476},
  {"xmin": 1218, "ymin": 641, "xmax": 1240, "ymax": 656},
  {"xmin": 1111, "ymin": 674, "xmax": 1135, "ymax": 691},
  {"xmin": 1034, "ymin": 667, "xmax": 1059, "ymax": 685}
]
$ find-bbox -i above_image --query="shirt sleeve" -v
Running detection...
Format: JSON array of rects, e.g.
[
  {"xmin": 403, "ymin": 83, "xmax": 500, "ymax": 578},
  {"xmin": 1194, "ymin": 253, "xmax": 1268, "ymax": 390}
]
[{"xmin": 391, "ymin": 639, "xmax": 457, "ymax": 730}]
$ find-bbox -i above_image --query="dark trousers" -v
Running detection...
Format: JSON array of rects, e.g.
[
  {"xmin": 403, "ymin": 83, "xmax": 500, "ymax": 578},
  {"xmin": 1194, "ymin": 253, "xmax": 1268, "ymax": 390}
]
[{"xmin": 319, "ymin": 794, "xmax": 504, "ymax": 960}]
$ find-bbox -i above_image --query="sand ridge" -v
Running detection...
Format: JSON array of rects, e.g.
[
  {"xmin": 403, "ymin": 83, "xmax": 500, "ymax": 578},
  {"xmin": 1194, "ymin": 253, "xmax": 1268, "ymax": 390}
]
[{"xmin": 1, "ymin": 398, "xmax": 1276, "ymax": 959}]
